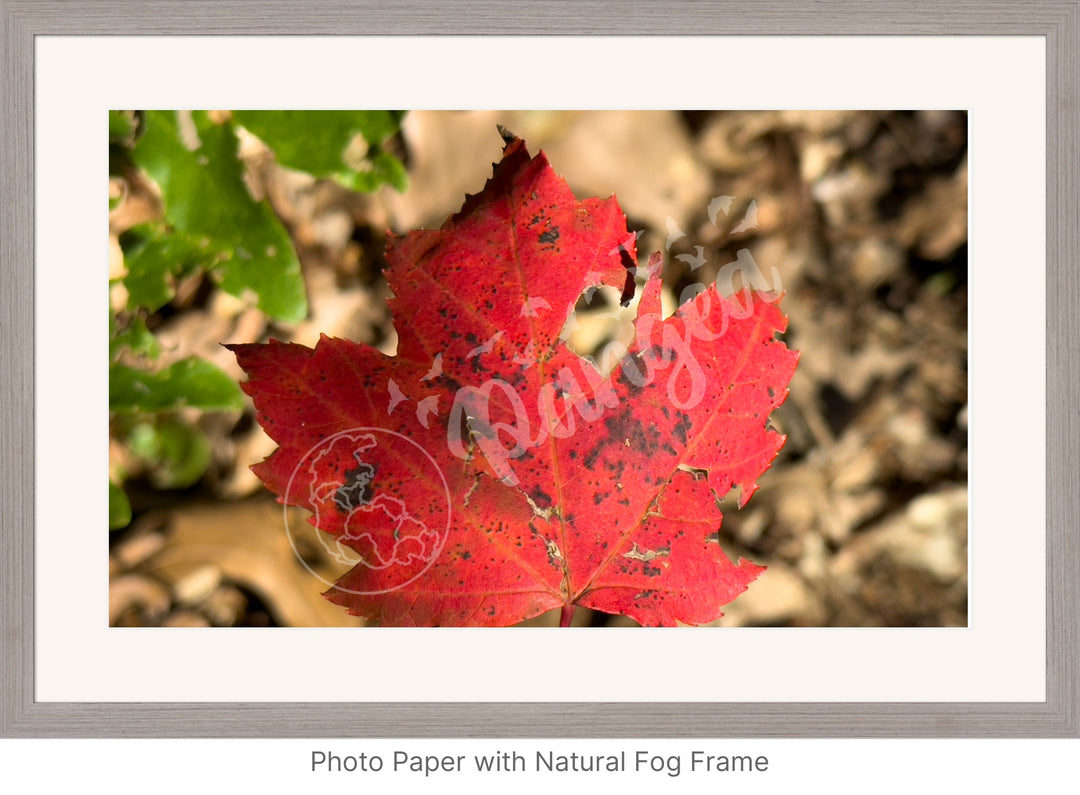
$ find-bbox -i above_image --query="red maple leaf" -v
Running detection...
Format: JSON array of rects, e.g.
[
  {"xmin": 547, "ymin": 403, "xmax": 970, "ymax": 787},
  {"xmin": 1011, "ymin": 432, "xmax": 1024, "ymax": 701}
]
[{"xmin": 228, "ymin": 134, "xmax": 797, "ymax": 626}]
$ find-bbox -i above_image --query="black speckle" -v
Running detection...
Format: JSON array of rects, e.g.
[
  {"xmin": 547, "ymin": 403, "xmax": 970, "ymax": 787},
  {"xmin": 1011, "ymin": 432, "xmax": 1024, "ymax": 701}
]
[
  {"xmin": 529, "ymin": 486, "xmax": 553, "ymax": 509},
  {"xmin": 616, "ymin": 365, "xmax": 645, "ymax": 396},
  {"xmin": 672, "ymin": 413, "xmax": 692, "ymax": 446},
  {"xmin": 334, "ymin": 461, "xmax": 376, "ymax": 512},
  {"xmin": 539, "ymin": 227, "xmax": 560, "ymax": 245},
  {"xmin": 438, "ymin": 375, "xmax": 463, "ymax": 393}
]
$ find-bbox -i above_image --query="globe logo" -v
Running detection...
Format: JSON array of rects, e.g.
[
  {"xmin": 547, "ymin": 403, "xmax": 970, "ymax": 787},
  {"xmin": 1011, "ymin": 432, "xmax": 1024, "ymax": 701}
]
[{"xmin": 284, "ymin": 427, "xmax": 451, "ymax": 595}]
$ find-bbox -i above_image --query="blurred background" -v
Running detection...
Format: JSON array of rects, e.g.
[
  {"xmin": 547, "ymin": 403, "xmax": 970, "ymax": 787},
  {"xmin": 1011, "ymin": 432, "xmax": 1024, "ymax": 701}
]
[{"xmin": 109, "ymin": 110, "xmax": 968, "ymax": 628}]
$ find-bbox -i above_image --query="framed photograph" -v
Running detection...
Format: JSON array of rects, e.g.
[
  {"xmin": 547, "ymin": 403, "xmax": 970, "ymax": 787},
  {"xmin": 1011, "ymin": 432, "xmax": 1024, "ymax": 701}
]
[{"xmin": 2, "ymin": 1, "xmax": 1077, "ymax": 737}]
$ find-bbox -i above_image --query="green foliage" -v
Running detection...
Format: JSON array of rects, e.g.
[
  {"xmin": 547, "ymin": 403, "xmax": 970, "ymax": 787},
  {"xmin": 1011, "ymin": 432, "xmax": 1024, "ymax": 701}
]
[
  {"xmin": 124, "ymin": 417, "xmax": 213, "ymax": 490},
  {"xmin": 120, "ymin": 224, "xmax": 219, "ymax": 312},
  {"xmin": 108, "ymin": 109, "xmax": 408, "ymax": 529},
  {"xmin": 133, "ymin": 110, "xmax": 307, "ymax": 322},
  {"xmin": 109, "ymin": 109, "xmax": 136, "ymax": 142},
  {"xmin": 110, "ymin": 358, "xmax": 245, "ymax": 413},
  {"xmin": 109, "ymin": 479, "xmax": 132, "ymax": 530},
  {"xmin": 109, "ymin": 312, "xmax": 161, "ymax": 360},
  {"xmin": 233, "ymin": 110, "xmax": 408, "ymax": 192},
  {"xmin": 109, "ymin": 314, "xmax": 240, "ymax": 526}
]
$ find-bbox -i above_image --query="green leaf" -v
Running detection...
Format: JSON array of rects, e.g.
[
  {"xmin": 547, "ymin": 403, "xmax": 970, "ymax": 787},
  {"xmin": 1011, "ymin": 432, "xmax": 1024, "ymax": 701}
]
[
  {"xmin": 109, "ymin": 110, "xmax": 136, "ymax": 142},
  {"xmin": 109, "ymin": 480, "xmax": 132, "ymax": 529},
  {"xmin": 110, "ymin": 357, "xmax": 245, "ymax": 413},
  {"xmin": 345, "ymin": 149, "xmax": 409, "ymax": 194},
  {"xmin": 110, "ymin": 314, "xmax": 162, "ymax": 361},
  {"xmin": 132, "ymin": 111, "xmax": 307, "ymax": 322},
  {"xmin": 121, "ymin": 224, "xmax": 218, "ymax": 312},
  {"xmin": 127, "ymin": 417, "xmax": 212, "ymax": 489},
  {"xmin": 233, "ymin": 110, "xmax": 407, "ymax": 193}
]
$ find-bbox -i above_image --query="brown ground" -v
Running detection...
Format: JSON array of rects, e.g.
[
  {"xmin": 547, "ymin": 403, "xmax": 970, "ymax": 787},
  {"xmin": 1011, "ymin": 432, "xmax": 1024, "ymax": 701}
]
[{"xmin": 109, "ymin": 110, "xmax": 968, "ymax": 628}]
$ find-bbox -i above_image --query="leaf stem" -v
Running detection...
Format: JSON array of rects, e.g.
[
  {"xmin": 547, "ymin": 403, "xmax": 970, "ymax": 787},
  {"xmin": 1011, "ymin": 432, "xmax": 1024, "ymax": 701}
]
[{"xmin": 559, "ymin": 604, "xmax": 576, "ymax": 628}]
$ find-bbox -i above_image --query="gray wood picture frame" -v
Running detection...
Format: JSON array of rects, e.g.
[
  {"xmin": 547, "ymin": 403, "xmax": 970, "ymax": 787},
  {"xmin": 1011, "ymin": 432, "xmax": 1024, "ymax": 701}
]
[{"xmin": 2, "ymin": 0, "xmax": 1077, "ymax": 738}]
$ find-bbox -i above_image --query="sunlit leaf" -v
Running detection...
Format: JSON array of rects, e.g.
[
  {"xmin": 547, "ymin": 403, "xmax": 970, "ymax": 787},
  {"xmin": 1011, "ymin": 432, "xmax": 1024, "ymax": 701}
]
[
  {"xmin": 110, "ymin": 357, "xmax": 245, "ymax": 413},
  {"xmin": 132, "ymin": 110, "xmax": 307, "ymax": 322}
]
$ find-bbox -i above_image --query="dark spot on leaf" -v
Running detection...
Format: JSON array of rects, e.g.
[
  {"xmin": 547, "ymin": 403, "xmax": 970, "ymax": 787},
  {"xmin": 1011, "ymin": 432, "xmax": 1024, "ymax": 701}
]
[
  {"xmin": 673, "ymin": 413, "xmax": 692, "ymax": 446},
  {"xmin": 334, "ymin": 461, "xmax": 376, "ymax": 512},
  {"xmin": 630, "ymin": 424, "xmax": 651, "ymax": 453},
  {"xmin": 539, "ymin": 227, "xmax": 560, "ymax": 245},
  {"xmin": 438, "ymin": 374, "xmax": 463, "ymax": 393},
  {"xmin": 616, "ymin": 365, "xmax": 645, "ymax": 396},
  {"xmin": 529, "ymin": 486, "xmax": 552, "ymax": 509}
]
